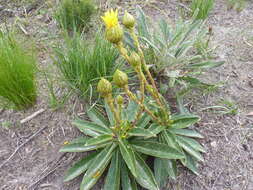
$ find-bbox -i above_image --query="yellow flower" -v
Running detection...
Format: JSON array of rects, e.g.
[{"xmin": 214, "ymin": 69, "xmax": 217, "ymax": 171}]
[{"xmin": 101, "ymin": 9, "xmax": 119, "ymax": 29}]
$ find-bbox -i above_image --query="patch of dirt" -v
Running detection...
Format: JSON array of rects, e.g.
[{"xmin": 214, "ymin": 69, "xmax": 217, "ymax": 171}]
[{"xmin": 0, "ymin": 0, "xmax": 253, "ymax": 190}]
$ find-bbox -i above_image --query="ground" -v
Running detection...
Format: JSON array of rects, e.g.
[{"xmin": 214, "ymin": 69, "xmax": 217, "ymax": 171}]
[{"xmin": 0, "ymin": 0, "xmax": 253, "ymax": 190}]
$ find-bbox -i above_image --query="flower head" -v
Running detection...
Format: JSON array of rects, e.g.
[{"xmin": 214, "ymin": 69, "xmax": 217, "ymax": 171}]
[
  {"xmin": 101, "ymin": 9, "xmax": 119, "ymax": 29},
  {"xmin": 97, "ymin": 78, "xmax": 112, "ymax": 97},
  {"xmin": 123, "ymin": 11, "xmax": 135, "ymax": 29},
  {"xmin": 113, "ymin": 69, "xmax": 128, "ymax": 88}
]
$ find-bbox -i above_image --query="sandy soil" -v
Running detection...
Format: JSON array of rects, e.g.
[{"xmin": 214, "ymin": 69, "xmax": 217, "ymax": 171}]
[{"xmin": 0, "ymin": 0, "xmax": 252, "ymax": 190}]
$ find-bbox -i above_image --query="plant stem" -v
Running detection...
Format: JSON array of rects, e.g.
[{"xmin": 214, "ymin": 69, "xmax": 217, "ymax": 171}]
[
  {"xmin": 105, "ymin": 94, "xmax": 121, "ymax": 129},
  {"xmin": 123, "ymin": 85, "xmax": 162, "ymax": 125},
  {"xmin": 129, "ymin": 28, "xmax": 164, "ymax": 108}
]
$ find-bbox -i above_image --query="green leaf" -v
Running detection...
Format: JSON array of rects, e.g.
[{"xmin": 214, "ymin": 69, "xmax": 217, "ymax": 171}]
[
  {"xmin": 68, "ymin": 137, "xmax": 90, "ymax": 144},
  {"xmin": 135, "ymin": 153, "xmax": 159, "ymax": 190},
  {"xmin": 171, "ymin": 114, "xmax": 200, "ymax": 129},
  {"xmin": 105, "ymin": 102, "xmax": 115, "ymax": 126},
  {"xmin": 187, "ymin": 61, "xmax": 225, "ymax": 69},
  {"xmin": 121, "ymin": 162, "xmax": 138, "ymax": 190},
  {"xmin": 80, "ymin": 143, "xmax": 116, "ymax": 190},
  {"xmin": 154, "ymin": 158, "xmax": 169, "ymax": 188},
  {"xmin": 64, "ymin": 152, "xmax": 99, "ymax": 182},
  {"xmin": 126, "ymin": 100, "xmax": 139, "ymax": 122},
  {"xmin": 167, "ymin": 159, "xmax": 177, "ymax": 180},
  {"xmin": 181, "ymin": 153, "xmax": 199, "ymax": 175},
  {"xmin": 118, "ymin": 138, "xmax": 137, "ymax": 178},
  {"xmin": 176, "ymin": 137, "xmax": 204, "ymax": 161},
  {"xmin": 148, "ymin": 123, "xmax": 166, "ymax": 135},
  {"xmin": 87, "ymin": 106, "xmax": 110, "ymax": 127},
  {"xmin": 73, "ymin": 119, "xmax": 112, "ymax": 135},
  {"xmin": 161, "ymin": 131, "xmax": 180, "ymax": 149},
  {"xmin": 128, "ymin": 128, "xmax": 156, "ymax": 138},
  {"xmin": 60, "ymin": 142, "xmax": 110, "ymax": 153},
  {"xmin": 104, "ymin": 149, "xmax": 121, "ymax": 190},
  {"xmin": 170, "ymin": 129, "xmax": 204, "ymax": 138},
  {"xmin": 85, "ymin": 134, "xmax": 113, "ymax": 146},
  {"xmin": 131, "ymin": 140, "xmax": 184, "ymax": 159},
  {"xmin": 177, "ymin": 136, "xmax": 205, "ymax": 153},
  {"xmin": 136, "ymin": 112, "xmax": 151, "ymax": 128}
]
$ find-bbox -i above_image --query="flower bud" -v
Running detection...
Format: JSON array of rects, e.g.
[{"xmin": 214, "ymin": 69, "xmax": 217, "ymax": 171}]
[
  {"xmin": 97, "ymin": 78, "xmax": 112, "ymax": 97},
  {"xmin": 129, "ymin": 51, "xmax": 141, "ymax": 67},
  {"xmin": 116, "ymin": 95, "xmax": 124, "ymax": 105},
  {"xmin": 113, "ymin": 69, "xmax": 128, "ymax": 88},
  {"xmin": 123, "ymin": 11, "xmax": 135, "ymax": 29},
  {"xmin": 105, "ymin": 25, "xmax": 123, "ymax": 44}
]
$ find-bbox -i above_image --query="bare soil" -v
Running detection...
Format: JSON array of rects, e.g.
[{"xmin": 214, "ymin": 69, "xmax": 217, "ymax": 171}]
[{"xmin": 0, "ymin": 0, "xmax": 253, "ymax": 190}]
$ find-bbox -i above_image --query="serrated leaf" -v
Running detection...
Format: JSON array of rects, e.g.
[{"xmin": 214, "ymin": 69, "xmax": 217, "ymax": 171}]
[
  {"xmin": 154, "ymin": 158, "xmax": 169, "ymax": 188},
  {"xmin": 60, "ymin": 142, "xmax": 110, "ymax": 153},
  {"xmin": 128, "ymin": 128, "xmax": 156, "ymax": 138},
  {"xmin": 176, "ymin": 137, "xmax": 204, "ymax": 161},
  {"xmin": 85, "ymin": 134, "xmax": 113, "ymax": 146},
  {"xmin": 135, "ymin": 153, "xmax": 159, "ymax": 190},
  {"xmin": 73, "ymin": 119, "xmax": 112, "ymax": 135},
  {"xmin": 170, "ymin": 129, "xmax": 204, "ymax": 138},
  {"xmin": 187, "ymin": 61, "xmax": 225, "ymax": 69},
  {"xmin": 64, "ymin": 152, "xmax": 99, "ymax": 182},
  {"xmin": 171, "ymin": 114, "xmax": 200, "ymax": 129},
  {"xmin": 87, "ymin": 106, "xmax": 110, "ymax": 127},
  {"xmin": 121, "ymin": 162, "xmax": 138, "ymax": 190},
  {"xmin": 148, "ymin": 123, "xmax": 166, "ymax": 135},
  {"xmin": 104, "ymin": 149, "xmax": 121, "ymax": 190},
  {"xmin": 177, "ymin": 136, "xmax": 205, "ymax": 152},
  {"xmin": 80, "ymin": 143, "xmax": 116, "ymax": 190},
  {"xmin": 131, "ymin": 140, "xmax": 184, "ymax": 159},
  {"xmin": 118, "ymin": 138, "xmax": 137, "ymax": 178}
]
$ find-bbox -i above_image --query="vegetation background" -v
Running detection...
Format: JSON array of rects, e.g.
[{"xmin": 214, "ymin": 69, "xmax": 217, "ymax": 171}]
[{"xmin": 0, "ymin": 0, "xmax": 252, "ymax": 189}]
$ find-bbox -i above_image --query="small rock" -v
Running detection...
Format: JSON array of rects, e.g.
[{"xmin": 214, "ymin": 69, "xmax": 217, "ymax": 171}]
[{"xmin": 210, "ymin": 141, "xmax": 217, "ymax": 148}]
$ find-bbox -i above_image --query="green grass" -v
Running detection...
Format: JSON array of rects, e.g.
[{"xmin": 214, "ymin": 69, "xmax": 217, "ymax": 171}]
[
  {"xmin": 0, "ymin": 31, "xmax": 37, "ymax": 109},
  {"xmin": 55, "ymin": 0, "xmax": 96, "ymax": 31},
  {"xmin": 54, "ymin": 31, "xmax": 121, "ymax": 101},
  {"xmin": 191, "ymin": 0, "xmax": 215, "ymax": 19}
]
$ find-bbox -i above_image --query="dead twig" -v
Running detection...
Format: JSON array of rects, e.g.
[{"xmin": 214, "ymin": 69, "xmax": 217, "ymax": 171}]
[
  {"xmin": 28, "ymin": 153, "xmax": 67, "ymax": 190},
  {"xmin": 20, "ymin": 108, "xmax": 45, "ymax": 124},
  {"xmin": 0, "ymin": 125, "xmax": 48, "ymax": 169}
]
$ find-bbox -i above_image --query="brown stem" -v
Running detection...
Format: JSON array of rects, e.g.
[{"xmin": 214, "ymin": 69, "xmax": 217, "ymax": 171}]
[
  {"xmin": 124, "ymin": 85, "xmax": 162, "ymax": 125},
  {"xmin": 105, "ymin": 94, "xmax": 121, "ymax": 129}
]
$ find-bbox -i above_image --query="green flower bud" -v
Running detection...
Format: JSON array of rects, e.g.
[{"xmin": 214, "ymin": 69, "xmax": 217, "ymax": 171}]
[
  {"xmin": 129, "ymin": 51, "xmax": 141, "ymax": 67},
  {"xmin": 116, "ymin": 95, "xmax": 124, "ymax": 105},
  {"xmin": 113, "ymin": 69, "xmax": 128, "ymax": 88},
  {"xmin": 123, "ymin": 11, "xmax": 135, "ymax": 29},
  {"xmin": 105, "ymin": 25, "xmax": 123, "ymax": 44},
  {"xmin": 97, "ymin": 78, "xmax": 112, "ymax": 97}
]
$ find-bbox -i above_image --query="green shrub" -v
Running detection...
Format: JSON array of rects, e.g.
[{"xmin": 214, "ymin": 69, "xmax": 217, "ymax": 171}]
[
  {"xmin": 54, "ymin": 32, "xmax": 121, "ymax": 101},
  {"xmin": 127, "ymin": 6, "xmax": 224, "ymax": 94},
  {"xmin": 191, "ymin": 0, "xmax": 215, "ymax": 19},
  {"xmin": 60, "ymin": 9, "xmax": 206, "ymax": 190},
  {"xmin": 0, "ymin": 31, "xmax": 37, "ymax": 109},
  {"xmin": 55, "ymin": 0, "xmax": 96, "ymax": 31}
]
